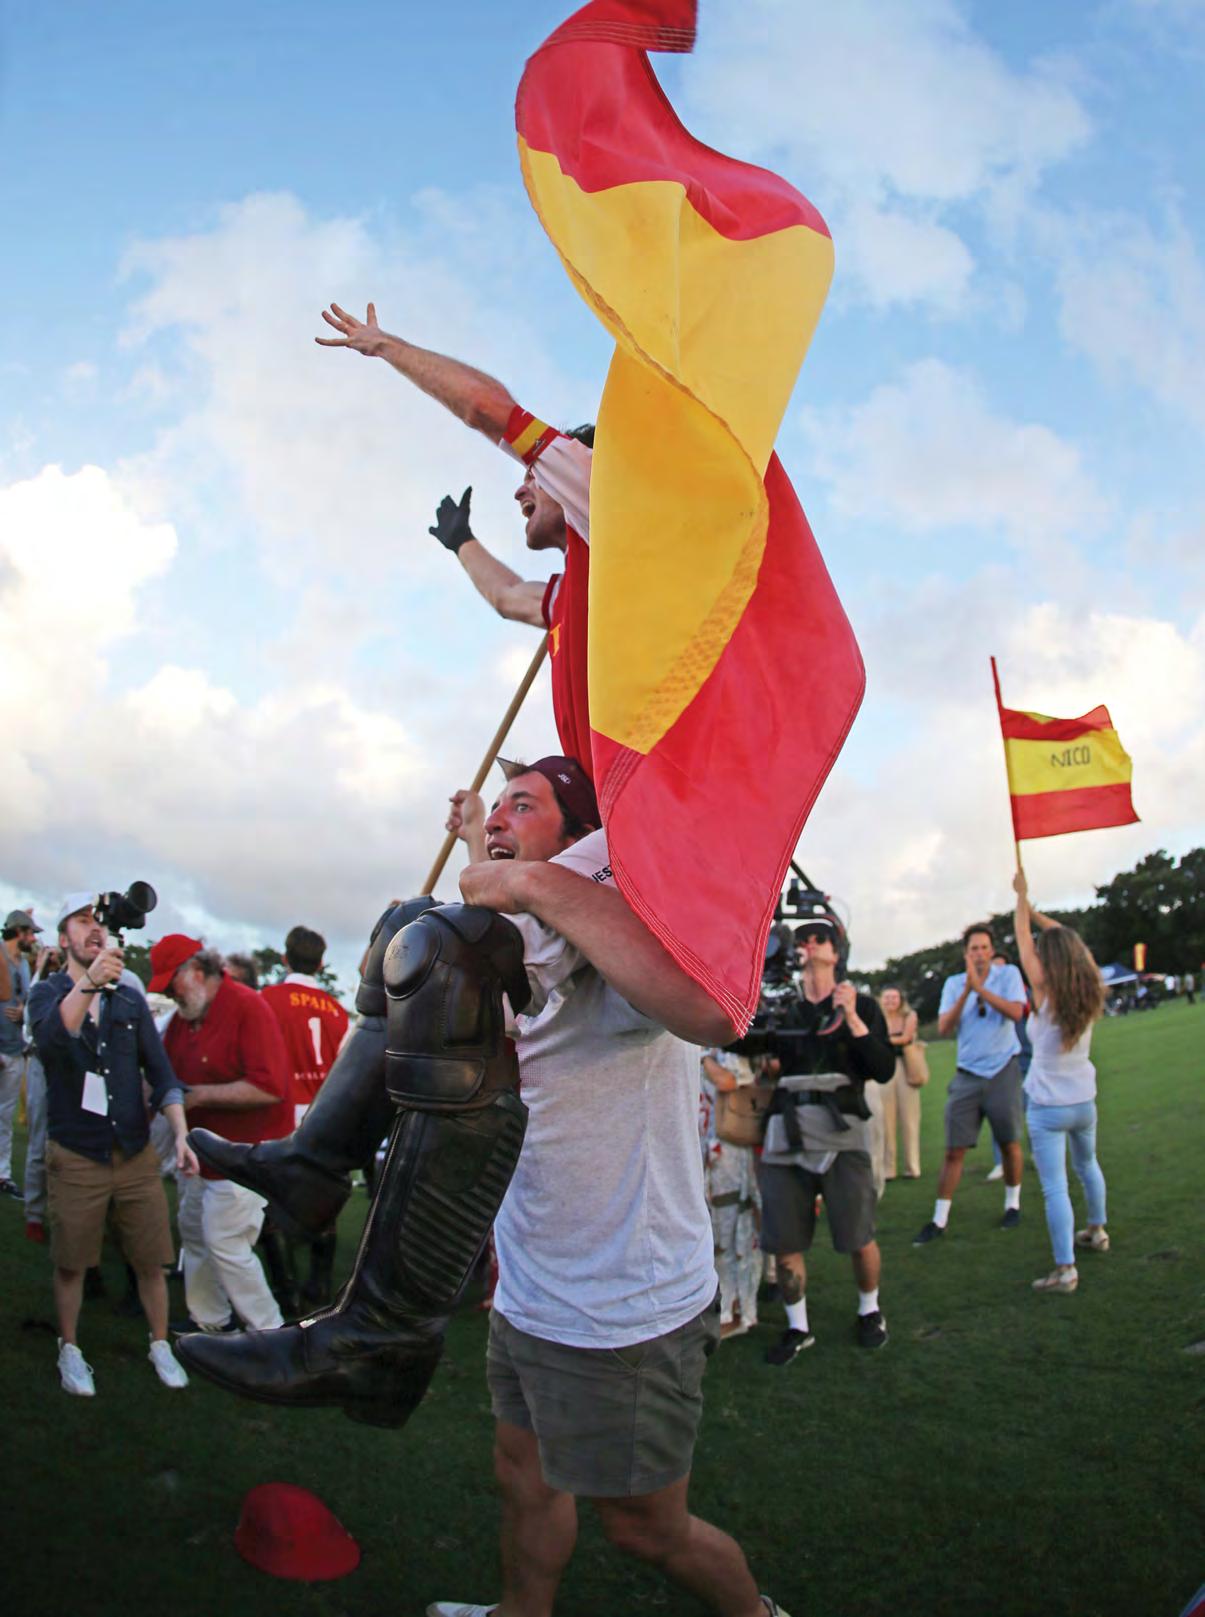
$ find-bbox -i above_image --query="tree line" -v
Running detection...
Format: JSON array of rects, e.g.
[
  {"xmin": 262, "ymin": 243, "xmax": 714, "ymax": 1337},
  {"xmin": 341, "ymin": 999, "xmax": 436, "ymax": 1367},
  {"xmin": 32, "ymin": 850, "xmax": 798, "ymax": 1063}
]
[{"xmin": 857, "ymin": 847, "xmax": 1204, "ymax": 1023}]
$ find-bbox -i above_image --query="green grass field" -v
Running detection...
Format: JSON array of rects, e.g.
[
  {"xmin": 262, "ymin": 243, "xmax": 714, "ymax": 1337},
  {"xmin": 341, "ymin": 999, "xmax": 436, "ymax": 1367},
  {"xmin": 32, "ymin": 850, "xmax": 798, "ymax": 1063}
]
[{"xmin": 5, "ymin": 1003, "xmax": 1203, "ymax": 1617}]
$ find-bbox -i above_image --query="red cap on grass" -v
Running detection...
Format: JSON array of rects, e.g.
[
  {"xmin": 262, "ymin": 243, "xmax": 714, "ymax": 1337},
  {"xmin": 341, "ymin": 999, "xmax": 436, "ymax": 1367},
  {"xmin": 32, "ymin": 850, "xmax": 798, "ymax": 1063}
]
[
  {"xmin": 147, "ymin": 933, "xmax": 203, "ymax": 993},
  {"xmin": 234, "ymin": 1482, "xmax": 361, "ymax": 1582}
]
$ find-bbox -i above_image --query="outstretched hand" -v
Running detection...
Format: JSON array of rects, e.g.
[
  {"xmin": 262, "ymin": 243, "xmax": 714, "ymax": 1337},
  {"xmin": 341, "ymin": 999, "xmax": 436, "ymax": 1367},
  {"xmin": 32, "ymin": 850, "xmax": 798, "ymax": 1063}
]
[
  {"xmin": 315, "ymin": 301, "xmax": 390, "ymax": 357},
  {"xmin": 430, "ymin": 488, "xmax": 475, "ymax": 553},
  {"xmin": 1012, "ymin": 867, "xmax": 1029, "ymax": 898}
]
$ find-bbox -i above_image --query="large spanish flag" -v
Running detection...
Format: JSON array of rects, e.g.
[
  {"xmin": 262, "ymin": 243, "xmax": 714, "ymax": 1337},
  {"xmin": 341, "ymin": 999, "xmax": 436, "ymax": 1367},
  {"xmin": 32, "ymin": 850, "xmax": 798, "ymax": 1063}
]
[
  {"xmin": 992, "ymin": 658, "xmax": 1139, "ymax": 841},
  {"xmin": 516, "ymin": 0, "xmax": 863, "ymax": 1031}
]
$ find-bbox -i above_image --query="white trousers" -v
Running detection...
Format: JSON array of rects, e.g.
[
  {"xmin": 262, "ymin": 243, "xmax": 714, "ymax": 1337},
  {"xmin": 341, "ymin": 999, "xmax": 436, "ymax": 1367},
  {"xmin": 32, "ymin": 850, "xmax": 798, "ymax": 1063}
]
[
  {"xmin": 22, "ymin": 1053, "xmax": 49, "ymax": 1220},
  {"xmin": 0, "ymin": 1051, "xmax": 22, "ymax": 1182},
  {"xmin": 177, "ymin": 1176, "xmax": 283, "ymax": 1331}
]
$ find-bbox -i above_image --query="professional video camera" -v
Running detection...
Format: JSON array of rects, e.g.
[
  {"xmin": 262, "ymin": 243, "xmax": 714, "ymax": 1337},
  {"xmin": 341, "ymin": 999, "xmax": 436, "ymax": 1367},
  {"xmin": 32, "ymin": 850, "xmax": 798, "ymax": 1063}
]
[
  {"xmin": 730, "ymin": 862, "xmax": 849, "ymax": 1060},
  {"xmin": 94, "ymin": 881, "xmax": 158, "ymax": 942}
]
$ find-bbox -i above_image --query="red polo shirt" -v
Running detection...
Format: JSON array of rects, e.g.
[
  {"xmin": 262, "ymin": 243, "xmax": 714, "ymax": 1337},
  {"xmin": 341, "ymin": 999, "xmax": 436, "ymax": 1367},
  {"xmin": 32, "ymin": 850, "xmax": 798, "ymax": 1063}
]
[
  {"xmin": 260, "ymin": 975, "xmax": 349, "ymax": 1124},
  {"xmin": 165, "ymin": 974, "xmax": 292, "ymax": 1180}
]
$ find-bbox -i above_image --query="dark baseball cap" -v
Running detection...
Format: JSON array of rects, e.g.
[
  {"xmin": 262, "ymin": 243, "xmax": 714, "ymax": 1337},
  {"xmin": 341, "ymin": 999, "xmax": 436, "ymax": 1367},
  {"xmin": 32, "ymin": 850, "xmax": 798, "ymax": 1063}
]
[{"xmin": 497, "ymin": 756, "xmax": 599, "ymax": 831}]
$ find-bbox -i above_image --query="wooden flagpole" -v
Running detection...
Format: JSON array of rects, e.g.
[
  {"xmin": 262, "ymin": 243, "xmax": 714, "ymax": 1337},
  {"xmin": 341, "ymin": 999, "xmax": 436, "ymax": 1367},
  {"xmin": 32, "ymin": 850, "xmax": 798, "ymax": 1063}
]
[
  {"xmin": 991, "ymin": 655, "xmax": 1024, "ymax": 875},
  {"xmin": 420, "ymin": 638, "xmax": 550, "ymax": 896}
]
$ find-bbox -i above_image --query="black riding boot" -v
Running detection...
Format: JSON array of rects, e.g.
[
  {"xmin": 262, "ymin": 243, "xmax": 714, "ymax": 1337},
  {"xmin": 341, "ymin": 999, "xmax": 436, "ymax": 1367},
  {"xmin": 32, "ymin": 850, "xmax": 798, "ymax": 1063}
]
[
  {"xmin": 258, "ymin": 1222, "xmax": 300, "ymax": 1318},
  {"xmin": 175, "ymin": 904, "xmax": 531, "ymax": 1428},
  {"xmin": 187, "ymin": 897, "xmax": 436, "ymax": 1237},
  {"xmin": 299, "ymin": 1228, "xmax": 338, "ymax": 1311}
]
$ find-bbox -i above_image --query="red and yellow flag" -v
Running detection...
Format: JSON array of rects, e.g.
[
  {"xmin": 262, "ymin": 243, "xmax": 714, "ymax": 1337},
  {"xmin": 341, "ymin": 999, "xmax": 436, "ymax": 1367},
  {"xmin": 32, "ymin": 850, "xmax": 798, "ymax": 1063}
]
[
  {"xmin": 992, "ymin": 659, "xmax": 1139, "ymax": 841},
  {"xmin": 517, "ymin": 0, "xmax": 863, "ymax": 1030}
]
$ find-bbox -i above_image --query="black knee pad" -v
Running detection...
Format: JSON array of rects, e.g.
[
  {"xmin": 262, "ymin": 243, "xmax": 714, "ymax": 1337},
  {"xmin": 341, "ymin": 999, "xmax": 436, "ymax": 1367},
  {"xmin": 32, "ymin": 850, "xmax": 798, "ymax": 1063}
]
[
  {"xmin": 383, "ymin": 904, "xmax": 531, "ymax": 1107},
  {"xmin": 356, "ymin": 896, "xmax": 439, "ymax": 1017}
]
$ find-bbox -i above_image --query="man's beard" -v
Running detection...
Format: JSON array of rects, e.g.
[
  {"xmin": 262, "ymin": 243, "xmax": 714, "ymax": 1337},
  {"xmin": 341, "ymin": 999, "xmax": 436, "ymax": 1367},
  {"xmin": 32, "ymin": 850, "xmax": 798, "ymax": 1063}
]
[
  {"xmin": 173, "ymin": 981, "xmax": 210, "ymax": 1022},
  {"xmin": 67, "ymin": 938, "xmax": 103, "ymax": 972}
]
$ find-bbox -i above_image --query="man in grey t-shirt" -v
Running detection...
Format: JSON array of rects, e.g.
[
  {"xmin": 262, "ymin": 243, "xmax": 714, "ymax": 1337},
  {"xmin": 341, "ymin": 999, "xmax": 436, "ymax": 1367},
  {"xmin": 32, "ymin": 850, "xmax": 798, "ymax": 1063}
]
[{"xmin": 432, "ymin": 758, "xmax": 785, "ymax": 1617}]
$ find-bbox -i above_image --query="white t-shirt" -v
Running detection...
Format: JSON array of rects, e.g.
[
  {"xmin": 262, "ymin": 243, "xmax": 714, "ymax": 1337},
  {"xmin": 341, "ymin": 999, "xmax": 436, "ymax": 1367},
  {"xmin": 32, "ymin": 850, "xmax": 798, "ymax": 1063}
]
[
  {"xmin": 492, "ymin": 829, "xmax": 716, "ymax": 1349},
  {"xmin": 1023, "ymin": 1001, "xmax": 1097, "ymax": 1107}
]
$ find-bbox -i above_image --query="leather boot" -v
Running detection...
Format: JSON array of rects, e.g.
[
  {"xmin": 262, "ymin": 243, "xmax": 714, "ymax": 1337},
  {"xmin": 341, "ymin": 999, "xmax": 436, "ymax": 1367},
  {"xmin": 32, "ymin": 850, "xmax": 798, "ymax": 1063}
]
[
  {"xmin": 258, "ymin": 1222, "xmax": 300, "ymax": 1318},
  {"xmin": 175, "ymin": 905, "xmax": 531, "ymax": 1428},
  {"xmin": 187, "ymin": 897, "xmax": 435, "ymax": 1237},
  {"xmin": 299, "ymin": 1228, "xmax": 338, "ymax": 1311}
]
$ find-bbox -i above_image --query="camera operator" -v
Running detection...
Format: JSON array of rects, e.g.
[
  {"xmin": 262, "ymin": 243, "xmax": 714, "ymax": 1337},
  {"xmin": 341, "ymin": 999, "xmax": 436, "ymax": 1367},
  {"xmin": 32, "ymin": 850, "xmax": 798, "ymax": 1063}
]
[
  {"xmin": 28, "ymin": 896, "xmax": 198, "ymax": 1397},
  {"xmin": 758, "ymin": 918, "xmax": 895, "ymax": 1362}
]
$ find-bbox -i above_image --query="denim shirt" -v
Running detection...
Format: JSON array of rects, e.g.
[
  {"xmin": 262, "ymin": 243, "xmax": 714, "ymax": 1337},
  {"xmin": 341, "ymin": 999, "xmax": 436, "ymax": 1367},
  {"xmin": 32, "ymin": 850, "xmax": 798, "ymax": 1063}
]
[{"xmin": 29, "ymin": 972, "xmax": 185, "ymax": 1163}]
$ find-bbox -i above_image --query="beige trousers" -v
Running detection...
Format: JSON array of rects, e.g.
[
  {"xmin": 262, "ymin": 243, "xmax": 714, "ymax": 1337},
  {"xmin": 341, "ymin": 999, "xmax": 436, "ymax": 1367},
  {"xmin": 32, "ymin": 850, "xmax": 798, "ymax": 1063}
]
[{"xmin": 880, "ymin": 1056, "xmax": 923, "ymax": 1179}]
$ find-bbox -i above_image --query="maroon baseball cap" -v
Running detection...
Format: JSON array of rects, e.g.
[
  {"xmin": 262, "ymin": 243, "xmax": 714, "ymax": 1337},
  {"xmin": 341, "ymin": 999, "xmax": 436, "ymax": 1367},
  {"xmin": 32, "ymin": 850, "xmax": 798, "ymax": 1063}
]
[
  {"xmin": 497, "ymin": 755, "xmax": 599, "ymax": 830},
  {"xmin": 148, "ymin": 933, "xmax": 203, "ymax": 993}
]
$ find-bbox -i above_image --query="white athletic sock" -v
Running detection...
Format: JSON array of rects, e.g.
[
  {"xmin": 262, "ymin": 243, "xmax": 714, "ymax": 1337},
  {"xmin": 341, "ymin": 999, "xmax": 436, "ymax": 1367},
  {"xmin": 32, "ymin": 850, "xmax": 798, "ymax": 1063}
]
[
  {"xmin": 1005, "ymin": 1183, "xmax": 1021, "ymax": 1211},
  {"xmin": 785, "ymin": 1299, "xmax": 809, "ymax": 1334},
  {"xmin": 857, "ymin": 1288, "xmax": 879, "ymax": 1316},
  {"xmin": 933, "ymin": 1198, "xmax": 952, "ymax": 1228}
]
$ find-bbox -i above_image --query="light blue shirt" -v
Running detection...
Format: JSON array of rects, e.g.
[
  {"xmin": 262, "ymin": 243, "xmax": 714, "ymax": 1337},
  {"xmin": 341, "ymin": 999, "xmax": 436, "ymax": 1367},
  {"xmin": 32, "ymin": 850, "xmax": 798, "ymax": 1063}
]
[{"xmin": 939, "ymin": 963, "xmax": 1026, "ymax": 1078}]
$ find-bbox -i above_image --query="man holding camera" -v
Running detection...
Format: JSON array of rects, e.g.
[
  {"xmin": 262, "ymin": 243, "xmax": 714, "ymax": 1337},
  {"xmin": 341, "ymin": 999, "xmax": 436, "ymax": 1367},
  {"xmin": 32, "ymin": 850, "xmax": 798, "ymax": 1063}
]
[
  {"xmin": 1, "ymin": 908, "xmax": 42, "ymax": 1200},
  {"xmin": 758, "ymin": 918, "xmax": 895, "ymax": 1362},
  {"xmin": 913, "ymin": 923, "xmax": 1027, "ymax": 1246},
  {"xmin": 28, "ymin": 896, "xmax": 198, "ymax": 1396}
]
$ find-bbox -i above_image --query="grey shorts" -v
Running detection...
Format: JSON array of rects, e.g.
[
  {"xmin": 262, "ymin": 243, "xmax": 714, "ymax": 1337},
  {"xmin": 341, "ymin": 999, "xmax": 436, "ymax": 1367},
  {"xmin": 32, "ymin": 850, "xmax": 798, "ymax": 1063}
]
[
  {"xmin": 944, "ymin": 1058, "xmax": 1024, "ymax": 1149},
  {"xmin": 486, "ymin": 1301, "xmax": 719, "ymax": 1498},
  {"xmin": 757, "ymin": 1152, "xmax": 877, "ymax": 1255}
]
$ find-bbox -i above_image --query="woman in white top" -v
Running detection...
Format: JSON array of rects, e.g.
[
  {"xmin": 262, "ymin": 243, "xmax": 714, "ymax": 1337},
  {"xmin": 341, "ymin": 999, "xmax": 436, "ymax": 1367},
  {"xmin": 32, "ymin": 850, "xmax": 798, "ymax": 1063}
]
[{"xmin": 1013, "ymin": 869, "xmax": 1109, "ymax": 1294}]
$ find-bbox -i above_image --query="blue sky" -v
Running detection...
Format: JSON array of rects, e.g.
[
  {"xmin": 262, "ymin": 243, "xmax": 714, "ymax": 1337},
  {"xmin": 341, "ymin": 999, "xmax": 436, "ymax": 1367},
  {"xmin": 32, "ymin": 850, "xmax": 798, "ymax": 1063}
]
[{"xmin": 3, "ymin": 0, "xmax": 1204, "ymax": 985}]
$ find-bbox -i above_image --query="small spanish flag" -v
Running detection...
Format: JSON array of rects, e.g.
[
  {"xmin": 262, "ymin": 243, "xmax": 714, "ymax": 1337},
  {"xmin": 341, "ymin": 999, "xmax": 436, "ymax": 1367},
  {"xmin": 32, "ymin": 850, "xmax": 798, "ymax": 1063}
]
[
  {"xmin": 992, "ymin": 658, "xmax": 1139, "ymax": 842},
  {"xmin": 516, "ymin": 0, "xmax": 863, "ymax": 1031}
]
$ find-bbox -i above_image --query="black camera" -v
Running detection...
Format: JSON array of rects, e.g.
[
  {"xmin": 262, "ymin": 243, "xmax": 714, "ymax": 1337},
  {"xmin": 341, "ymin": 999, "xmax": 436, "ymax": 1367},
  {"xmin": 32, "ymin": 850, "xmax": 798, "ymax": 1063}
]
[
  {"xmin": 94, "ymin": 881, "xmax": 157, "ymax": 938},
  {"xmin": 730, "ymin": 863, "xmax": 849, "ymax": 1060}
]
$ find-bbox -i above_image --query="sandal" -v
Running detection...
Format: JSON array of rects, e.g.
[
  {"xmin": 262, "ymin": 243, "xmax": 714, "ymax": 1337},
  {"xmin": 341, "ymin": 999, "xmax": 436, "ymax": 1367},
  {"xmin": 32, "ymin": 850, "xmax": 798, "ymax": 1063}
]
[{"xmin": 1032, "ymin": 1267, "xmax": 1078, "ymax": 1293}]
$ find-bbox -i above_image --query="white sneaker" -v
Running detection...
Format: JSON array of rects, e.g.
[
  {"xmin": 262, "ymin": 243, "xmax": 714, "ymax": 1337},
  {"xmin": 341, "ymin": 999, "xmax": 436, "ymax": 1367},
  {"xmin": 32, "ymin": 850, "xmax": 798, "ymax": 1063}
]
[
  {"xmin": 986, "ymin": 1164, "xmax": 1004, "ymax": 1181},
  {"xmin": 149, "ymin": 1337, "xmax": 189, "ymax": 1389},
  {"xmin": 426, "ymin": 1605, "xmax": 499, "ymax": 1616},
  {"xmin": 57, "ymin": 1339, "xmax": 96, "ymax": 1397}
]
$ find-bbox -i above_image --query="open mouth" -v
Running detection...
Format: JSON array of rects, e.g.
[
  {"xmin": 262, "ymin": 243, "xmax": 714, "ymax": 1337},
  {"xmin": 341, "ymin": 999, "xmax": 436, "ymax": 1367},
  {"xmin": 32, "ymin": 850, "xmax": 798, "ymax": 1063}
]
[{"xmin": 488, "ymin": 846, "xmax": 516, "ymax": 861}]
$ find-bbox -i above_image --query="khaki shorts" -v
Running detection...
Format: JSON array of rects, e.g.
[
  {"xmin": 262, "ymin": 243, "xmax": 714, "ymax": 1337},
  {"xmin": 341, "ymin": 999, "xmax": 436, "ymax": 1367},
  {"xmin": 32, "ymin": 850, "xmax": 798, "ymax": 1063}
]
[
  {"xmin": 487, "ymin": 1301, "xmax": 720, "ymax": 1498},
  {"xmin": 47, "ymin": 1140, "xmax": 174, "ymax": 1272}
]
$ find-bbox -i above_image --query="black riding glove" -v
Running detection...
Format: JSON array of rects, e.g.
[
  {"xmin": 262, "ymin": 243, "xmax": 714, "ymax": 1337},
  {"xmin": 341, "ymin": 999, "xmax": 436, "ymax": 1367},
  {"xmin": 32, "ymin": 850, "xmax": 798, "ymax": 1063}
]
[{"xmin": 429, "ymin": 487, "xmax": 475, "ymax": 554}]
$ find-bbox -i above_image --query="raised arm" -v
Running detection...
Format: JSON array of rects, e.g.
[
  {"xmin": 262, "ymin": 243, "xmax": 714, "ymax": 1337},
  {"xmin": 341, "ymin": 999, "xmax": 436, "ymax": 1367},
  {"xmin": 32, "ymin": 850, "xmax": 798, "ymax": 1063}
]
[
  {"xmin": 1012, "ymin": 867, "xmax": 1047, "ymax": 1007},
  {"xmin": 316, "ymin": 303, "xmax": 516, "ymax": 440},
  {"xmin": 459, "ymin": 858, "xmax": 737, "ymax": 1048},
  {"xmin": 429, "ymin": 488, "xmax": 546, "ymax": 627}
]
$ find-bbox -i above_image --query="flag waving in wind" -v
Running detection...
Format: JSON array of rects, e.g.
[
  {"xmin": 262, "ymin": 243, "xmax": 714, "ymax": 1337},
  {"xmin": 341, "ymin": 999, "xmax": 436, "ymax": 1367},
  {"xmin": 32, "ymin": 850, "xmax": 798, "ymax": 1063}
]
[
  {"xmin": 992, "ymin": 658, "xmax": 1139, "ymax": 842},
  {"xmin": 516, "ymin": 0, "xmax": 864, "ymax": 1031}
]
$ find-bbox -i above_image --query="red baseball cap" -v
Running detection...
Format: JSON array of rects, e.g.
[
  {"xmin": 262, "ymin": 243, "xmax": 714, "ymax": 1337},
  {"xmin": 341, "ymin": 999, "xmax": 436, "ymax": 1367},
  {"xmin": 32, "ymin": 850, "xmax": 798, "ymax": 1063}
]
[
  {"xmin": 234, "ymin": 1482, "xmax": 361, "ymax": 1582},
  {"xmin": 148, "ymin": 933, "xmax": 203, "ymax": 993}
]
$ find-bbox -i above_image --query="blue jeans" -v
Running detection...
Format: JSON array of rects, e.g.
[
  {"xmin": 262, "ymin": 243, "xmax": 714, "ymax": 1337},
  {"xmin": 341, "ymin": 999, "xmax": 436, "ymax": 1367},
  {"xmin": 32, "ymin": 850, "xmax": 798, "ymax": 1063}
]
[{"xmin": 1027, "ymin": 1100, "xmax": 1107, "ymax": 1267}]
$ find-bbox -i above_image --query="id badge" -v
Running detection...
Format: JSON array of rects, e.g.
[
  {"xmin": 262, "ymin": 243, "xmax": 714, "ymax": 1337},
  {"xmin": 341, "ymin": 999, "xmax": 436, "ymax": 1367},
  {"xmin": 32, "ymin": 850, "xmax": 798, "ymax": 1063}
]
[{"xmin": 81, "ymin": 1071, "xmax": 109, "ymax": 1116}]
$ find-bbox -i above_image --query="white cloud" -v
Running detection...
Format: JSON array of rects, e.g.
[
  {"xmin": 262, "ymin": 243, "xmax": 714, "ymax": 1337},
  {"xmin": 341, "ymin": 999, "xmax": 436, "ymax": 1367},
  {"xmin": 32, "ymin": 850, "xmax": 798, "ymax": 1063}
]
[
  {"xmin": 118, "ymin": 190, "xmax": 590, "ymax": 575},
  {"xmin": 809, "ymin": 594, "xmax": 1205, "ymax": 965},
  {"xmin": 801, "ymin": 359, "xmax": 1108, "ymax": 545},
  {"xmin": 685, "ymin": 0, "xmax": 1091, "ymax": 311},
  {"xmin": 1045, "ymin": 208, "xmax": 1205, "ymax": 431}
]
